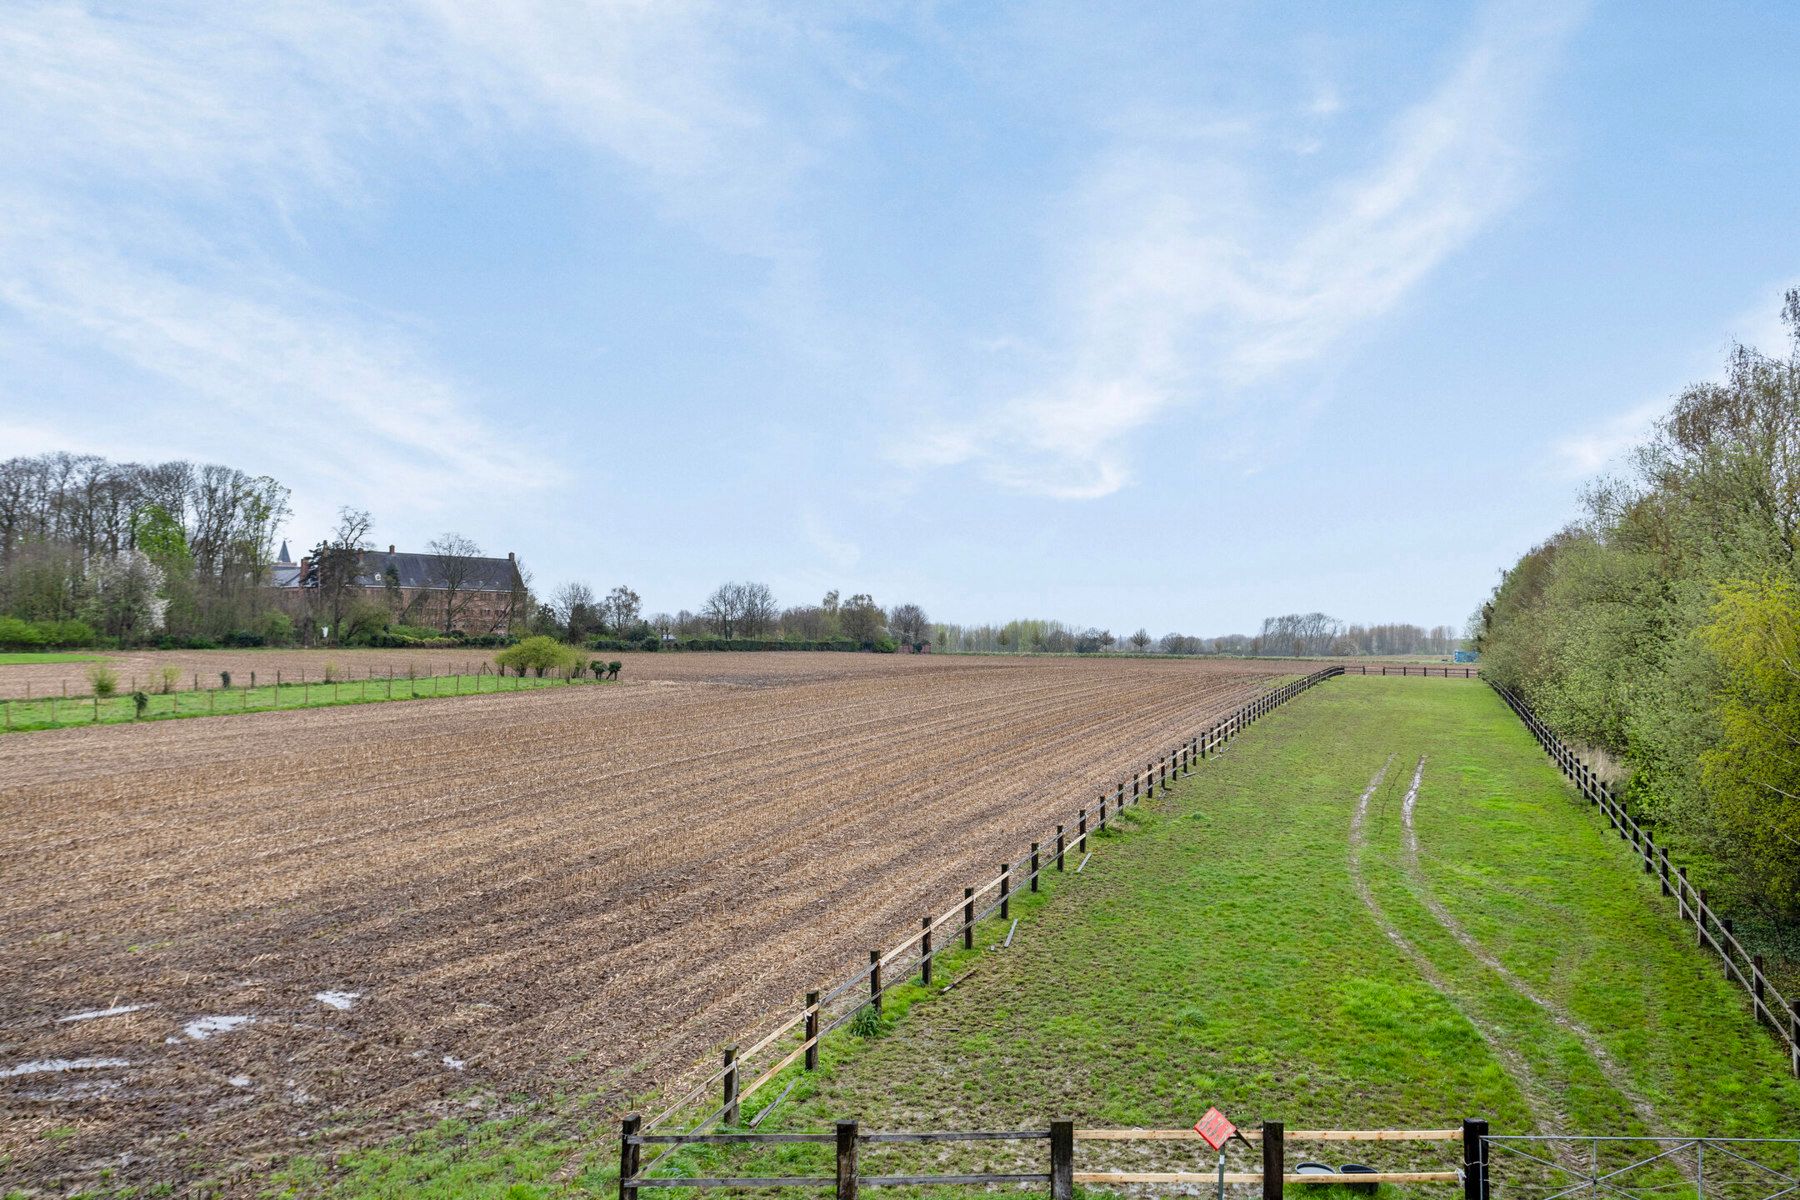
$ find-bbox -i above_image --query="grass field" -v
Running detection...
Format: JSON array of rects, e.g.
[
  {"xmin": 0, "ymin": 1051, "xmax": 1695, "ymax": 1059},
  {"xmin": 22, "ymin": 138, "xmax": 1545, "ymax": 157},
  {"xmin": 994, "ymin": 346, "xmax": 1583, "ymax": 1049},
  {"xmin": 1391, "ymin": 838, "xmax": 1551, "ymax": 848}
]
[
  {"xmin": 0, "ymin": 651, "xmax": 102, "ymax": 664},
  {"xmin": 255, "ymin": 677, "xmax": 1800, "ymax": 1199},
  {"xmin": 0, "ymin": 671, "xmax": 596, "ymax": 731}
]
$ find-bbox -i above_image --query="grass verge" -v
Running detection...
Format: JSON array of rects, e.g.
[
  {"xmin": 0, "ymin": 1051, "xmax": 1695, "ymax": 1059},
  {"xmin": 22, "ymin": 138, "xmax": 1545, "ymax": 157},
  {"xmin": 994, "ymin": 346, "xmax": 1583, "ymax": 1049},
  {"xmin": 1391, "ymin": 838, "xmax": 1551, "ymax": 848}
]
[{"xmin": 0, "ymin": 673, "xmax": 605, "ymax": 733}]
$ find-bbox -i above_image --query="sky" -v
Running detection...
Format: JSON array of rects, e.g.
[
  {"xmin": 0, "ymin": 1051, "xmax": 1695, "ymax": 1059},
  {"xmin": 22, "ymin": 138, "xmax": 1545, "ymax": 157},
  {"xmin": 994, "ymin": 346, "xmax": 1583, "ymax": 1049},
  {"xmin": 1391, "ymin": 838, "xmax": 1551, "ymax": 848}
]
[{"xmin": 3, "ymin": 1, "xmax": 1798, "ymax": 636}]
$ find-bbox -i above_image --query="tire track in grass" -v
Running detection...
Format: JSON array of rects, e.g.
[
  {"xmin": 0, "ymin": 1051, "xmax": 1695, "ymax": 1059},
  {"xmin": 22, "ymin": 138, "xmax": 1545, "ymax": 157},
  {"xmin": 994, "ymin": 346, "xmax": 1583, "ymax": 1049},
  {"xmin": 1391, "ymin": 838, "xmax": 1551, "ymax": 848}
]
[
  {"xmin": 1398, "ymin": 756, "xmax": 1663, "ymax": 1132},
  {"xmin": 1347, "ymin": 755, "xmax": 1581, "ymax": 1149}
]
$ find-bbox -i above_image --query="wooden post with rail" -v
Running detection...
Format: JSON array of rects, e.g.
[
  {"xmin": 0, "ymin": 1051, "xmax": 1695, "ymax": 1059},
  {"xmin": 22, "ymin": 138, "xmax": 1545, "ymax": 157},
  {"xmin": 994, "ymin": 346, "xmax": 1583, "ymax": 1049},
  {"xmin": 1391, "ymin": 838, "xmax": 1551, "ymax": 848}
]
[{"xmin": 1262, "ymin": 1121, "xmax": 1284, "ymax": 1200}]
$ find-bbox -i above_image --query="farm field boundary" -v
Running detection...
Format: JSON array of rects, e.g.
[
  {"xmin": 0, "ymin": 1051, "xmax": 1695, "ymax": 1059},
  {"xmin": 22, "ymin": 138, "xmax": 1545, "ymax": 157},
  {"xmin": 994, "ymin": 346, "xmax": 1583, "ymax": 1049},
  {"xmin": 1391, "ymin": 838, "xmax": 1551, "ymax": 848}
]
[
  {"xmin": 0, "ymin": 668, "xmax": 606, "ymax": 732},
  {"xmin": 637, "ymin": 667, "xmax": 1347, "ymax": 1144},
  {"xmin": 1488, "ymin": 680, "xmax": 1800, "ymax": 1075}
]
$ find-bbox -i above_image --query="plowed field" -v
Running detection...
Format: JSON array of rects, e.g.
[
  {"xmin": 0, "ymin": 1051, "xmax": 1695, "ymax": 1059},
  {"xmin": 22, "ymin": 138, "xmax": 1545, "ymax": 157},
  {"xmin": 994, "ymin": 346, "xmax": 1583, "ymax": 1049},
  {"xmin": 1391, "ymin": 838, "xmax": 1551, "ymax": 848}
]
[{"xmin": 0, "ymin": 653, "xmax": 1289, "ymax": 1190}]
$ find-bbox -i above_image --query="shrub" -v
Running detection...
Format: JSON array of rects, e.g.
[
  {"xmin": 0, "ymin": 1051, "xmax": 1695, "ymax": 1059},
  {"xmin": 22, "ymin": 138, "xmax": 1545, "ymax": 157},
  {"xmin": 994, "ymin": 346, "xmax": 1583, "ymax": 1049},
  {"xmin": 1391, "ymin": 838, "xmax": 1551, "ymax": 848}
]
[
  {"xmin": 322, "ymin": 661, "xmax": 338, "ymax": 683},
  {"xmin": 225, "ymin": 630, "xmax": 265, "ymax": 648},
  {"xmin": 873, "ymin": 638, "xmax": 898, "ymax": 653},
  {"xmin": 263, "ymin": 610, "xmax": 295, "ymax": 646},
  {"xmin": 131, "ymin": 690, "xmax": 150, "ymax": 718},
  {"xmin": 849, "ymin": 1004, "xmax": 884, "ymax": 1038},
  {"xmin": 88, "ymin": 665, "xmax": 119, "ymax": 697},
  {"xmin": 220, "ymin": 670, "xmax": 232, "ymax": 688},
  {"xmin": 495, "ymin": 635, "xmax": 581, "ymax": 678},
  {"xmin": 589, "ymin": 659, "xmax": 606, "ymax": 680},
  {"xmin": 0, "ymin": 617, "xmax": 98, "ymax": 650},
  {"xmin": 158, "ymin": 666, "xmax": 180, "ymax": 694},
  {"xmin": 608, "ymin": 660, "xmax": 622, "ymax": 679},
  {"xmin": 641, "ymin": 635, "xmax": 660, "ymax": 652}
]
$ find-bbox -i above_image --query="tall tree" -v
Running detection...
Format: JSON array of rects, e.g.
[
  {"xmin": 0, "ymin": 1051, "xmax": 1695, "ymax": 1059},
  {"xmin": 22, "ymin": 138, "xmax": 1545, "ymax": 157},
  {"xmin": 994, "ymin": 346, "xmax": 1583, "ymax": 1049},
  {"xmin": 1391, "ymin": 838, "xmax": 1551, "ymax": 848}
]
[
  {"xmin": 309, "ymin": 507, "xmax": 373, "ymax": 642},
  {"xmin": 890, "ymin": 602, "xmax": 929, "ymax": 645},
  {"xmin": 426, "ymin": 532, "xmax": 483, "ymax": 633}
]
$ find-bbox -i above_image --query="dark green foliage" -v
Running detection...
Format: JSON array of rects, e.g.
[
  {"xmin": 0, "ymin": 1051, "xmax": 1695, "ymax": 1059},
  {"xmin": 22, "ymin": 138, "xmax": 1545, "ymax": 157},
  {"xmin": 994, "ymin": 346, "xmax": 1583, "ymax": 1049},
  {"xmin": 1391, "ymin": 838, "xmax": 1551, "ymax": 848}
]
[
  {"xmin": 1477, "ymin": 291, "xmax": 1800, "ymax": 927},
  {"xmin": 131, "ymin": 690, "xmax": 149, "ymax": 718}
]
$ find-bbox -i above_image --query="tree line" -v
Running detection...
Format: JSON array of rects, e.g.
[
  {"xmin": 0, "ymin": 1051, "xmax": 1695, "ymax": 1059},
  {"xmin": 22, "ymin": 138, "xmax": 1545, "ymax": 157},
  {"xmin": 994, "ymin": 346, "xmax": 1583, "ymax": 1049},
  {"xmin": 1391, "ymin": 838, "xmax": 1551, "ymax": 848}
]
[
  {"xmin": 0, "ymin": 453, "xmax": 289, "ymax": 646},
  {"xmin": 929, "ymin": 615, "xmax": 1459, "ymax": 657},
  {"xmin": 1475, "ymin": 291, "xmax": 1800, "ymax": 937}
]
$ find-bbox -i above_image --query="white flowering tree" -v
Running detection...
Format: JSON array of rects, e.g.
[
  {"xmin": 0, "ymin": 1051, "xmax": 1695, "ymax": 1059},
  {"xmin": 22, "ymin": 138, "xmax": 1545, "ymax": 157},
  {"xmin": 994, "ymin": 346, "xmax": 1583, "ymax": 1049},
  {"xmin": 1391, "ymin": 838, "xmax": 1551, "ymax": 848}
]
[{"xmin": 84, "ymin": 549, "xmax": 168, "ymax": 642}]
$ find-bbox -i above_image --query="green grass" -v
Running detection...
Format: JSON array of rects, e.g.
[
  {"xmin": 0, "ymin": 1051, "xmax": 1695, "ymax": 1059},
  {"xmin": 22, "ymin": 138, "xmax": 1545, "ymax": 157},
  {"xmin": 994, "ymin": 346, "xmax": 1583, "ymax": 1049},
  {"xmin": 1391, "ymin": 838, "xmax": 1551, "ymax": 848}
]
[
  {"xmin": 663, "ymin": 678, "xmax": 1800, "ymax": 1197},
  {"xmin": 249, "ymin": 678, "xmax": 1800, "ymax": 1198},
  {"xmin": 0, "ymin": 650, "xmax": 103, "ymax": 663},
  {"xmin": 0, "ymin": 672, "xmax": 605, "ymax": 732}
]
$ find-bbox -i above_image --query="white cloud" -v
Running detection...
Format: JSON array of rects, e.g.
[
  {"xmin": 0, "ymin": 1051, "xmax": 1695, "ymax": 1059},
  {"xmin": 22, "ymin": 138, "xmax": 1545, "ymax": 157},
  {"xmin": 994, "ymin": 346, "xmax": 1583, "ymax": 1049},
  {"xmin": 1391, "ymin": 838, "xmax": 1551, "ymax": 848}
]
[
  {"xmin": 1553, "ymin": 401, "xmax": 1661, "ymax": 477},
  {"xmin": 912, "ymin": 0, "xmax": 1584, "ymax": 499}
]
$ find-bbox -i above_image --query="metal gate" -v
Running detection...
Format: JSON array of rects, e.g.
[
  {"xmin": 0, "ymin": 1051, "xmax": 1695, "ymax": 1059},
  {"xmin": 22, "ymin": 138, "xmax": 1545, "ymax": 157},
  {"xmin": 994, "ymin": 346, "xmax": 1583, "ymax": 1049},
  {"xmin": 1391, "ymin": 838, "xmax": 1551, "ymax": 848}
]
[{"xmin": 1484, "ymin": 1136, "xmax": 1800, "ymax": 1200}]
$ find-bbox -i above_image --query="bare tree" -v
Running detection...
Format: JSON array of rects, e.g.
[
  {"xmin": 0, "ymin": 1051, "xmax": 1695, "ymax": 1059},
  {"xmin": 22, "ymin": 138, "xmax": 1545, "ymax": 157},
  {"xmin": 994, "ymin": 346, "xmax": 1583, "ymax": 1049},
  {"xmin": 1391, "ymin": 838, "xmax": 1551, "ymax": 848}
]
[
  {"xmin": 703, "ymin": 582, "xmax": 747, "ymax": 638},
  {"xmin": 552, "ymin": 581, "xmax": 598, "ymax": 639},
  {"xmin": 605, "ymin": 584, "xmax": 643, "ymax": 632},
  {"xmin": 1129, "ymin": 628, "xmax": 1152, "ymax": 651},
  {"xmin": 308, "ymin": 507, "xmax": 373, "ymax": 642},
  {"xmin": 890, "ymin": 603, "xmax": 929, "ymax": 645},
  {"xmin": 425, "ymin": 532, "xmax": 484, "ymax": 633},
  {"xmin": 739, "ymin": 582, "xmax": 778, "ymax": 637}
]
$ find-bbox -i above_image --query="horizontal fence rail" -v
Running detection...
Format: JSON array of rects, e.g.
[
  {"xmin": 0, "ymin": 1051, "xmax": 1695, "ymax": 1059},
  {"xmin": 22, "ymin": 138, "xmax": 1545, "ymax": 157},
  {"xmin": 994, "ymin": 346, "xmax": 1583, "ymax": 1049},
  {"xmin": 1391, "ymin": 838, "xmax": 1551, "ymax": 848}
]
[
  {"xmin": 622, "ymin": 1118, "xmax": 1488, "ymax": 1200},
  {"xmin": 1488, "ymin": 681, "xmax": 1800, "ymax": 1076},
  {"xmin": 639, "ymin": 670, "xmax": 1347, "ymax": 1144},
  {"xmin": 1482, "ymin": 1134, "xmax": 1800, "ymax": 1200},
  {"xmin": 1342, "ymin": 665, "xmax": 1480, "ymax": 678}
]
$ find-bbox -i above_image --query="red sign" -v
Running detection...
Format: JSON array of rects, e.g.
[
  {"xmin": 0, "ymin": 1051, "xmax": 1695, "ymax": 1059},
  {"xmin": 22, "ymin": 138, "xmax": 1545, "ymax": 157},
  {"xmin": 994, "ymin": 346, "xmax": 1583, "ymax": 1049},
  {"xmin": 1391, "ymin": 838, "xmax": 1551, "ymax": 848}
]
[{"xmin": 1193, "ymin": 1107, "xmax": 1237, "ymax": 1150}]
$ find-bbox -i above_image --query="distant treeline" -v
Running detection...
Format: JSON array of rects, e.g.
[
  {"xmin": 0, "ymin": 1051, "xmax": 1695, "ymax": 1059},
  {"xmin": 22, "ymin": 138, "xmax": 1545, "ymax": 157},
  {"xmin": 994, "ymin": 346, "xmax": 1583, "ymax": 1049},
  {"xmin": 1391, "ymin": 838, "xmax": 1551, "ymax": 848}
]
[
  {"xmin": 1477, "ymin": 292, "xmax": 1800, "ymax": 931},
  {"xmin": 929, "ymin": 616, "xmax": 1460, "ymax": 657}
]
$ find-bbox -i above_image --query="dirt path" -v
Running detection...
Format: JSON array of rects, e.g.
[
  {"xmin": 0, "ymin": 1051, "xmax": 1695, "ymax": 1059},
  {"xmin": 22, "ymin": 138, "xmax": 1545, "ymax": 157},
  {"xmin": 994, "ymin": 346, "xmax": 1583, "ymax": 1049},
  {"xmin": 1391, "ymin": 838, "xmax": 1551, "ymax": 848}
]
[
  {"xmin": 1347, "ymin": 756, "xmax": 1582, "ymax": 1150},
  {"xmin": 1397, "ymin": 757, "xmax": 1665, "ymax": 1131}
]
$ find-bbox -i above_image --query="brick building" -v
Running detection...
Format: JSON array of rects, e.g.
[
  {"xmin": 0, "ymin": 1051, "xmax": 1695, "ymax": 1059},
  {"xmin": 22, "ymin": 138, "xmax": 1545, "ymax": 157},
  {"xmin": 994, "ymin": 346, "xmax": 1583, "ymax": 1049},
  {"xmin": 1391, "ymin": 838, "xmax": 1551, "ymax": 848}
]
[{"xmin": 272, "ymin": 542, "xmax": 527, "ymax": 635}]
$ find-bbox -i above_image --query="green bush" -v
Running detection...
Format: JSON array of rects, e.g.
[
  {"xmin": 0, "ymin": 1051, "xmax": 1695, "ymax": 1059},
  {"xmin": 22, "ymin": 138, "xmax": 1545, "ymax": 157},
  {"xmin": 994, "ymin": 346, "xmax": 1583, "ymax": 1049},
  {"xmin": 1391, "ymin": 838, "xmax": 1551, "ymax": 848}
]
[
  {"xmin": 608, "ymin": 660, "xmax": 622, "ymax": 679},
  {"xmin": 131, "ymin": 690, "xmax": 150, "ymax": 718},
  {"xmin": 873, "ymin": 638, "xmax": 898, "ymax": 653},
  {"xmin": 88, "ymin": 665, "xmax": 119, "ymax": 697},
  {"xmin": 589, "ymin": 659, "xmax": 606, "ymax": 680},
  {"xmin": 495, "ymin": 635, "xmax": 581, "ymax": 678},
  {"xmin": 0, "ymin": 616, "xmax": 97, "ymax": 650},
  {"xmin": 641, "ymin": 635, "xmax": 660, "ymax": 652},
  {"xmin": 263, "ymin": 610, "xmax": 295, "ymax": 646}
]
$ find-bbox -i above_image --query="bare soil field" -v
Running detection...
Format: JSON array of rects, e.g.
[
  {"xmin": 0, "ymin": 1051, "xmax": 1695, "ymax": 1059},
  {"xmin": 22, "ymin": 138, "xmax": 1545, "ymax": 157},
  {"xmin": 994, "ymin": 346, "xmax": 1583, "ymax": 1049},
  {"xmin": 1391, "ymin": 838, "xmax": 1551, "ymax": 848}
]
[{"xmin": 0, "ymin": 653, "xmax": 1290, "ymax": 1192}]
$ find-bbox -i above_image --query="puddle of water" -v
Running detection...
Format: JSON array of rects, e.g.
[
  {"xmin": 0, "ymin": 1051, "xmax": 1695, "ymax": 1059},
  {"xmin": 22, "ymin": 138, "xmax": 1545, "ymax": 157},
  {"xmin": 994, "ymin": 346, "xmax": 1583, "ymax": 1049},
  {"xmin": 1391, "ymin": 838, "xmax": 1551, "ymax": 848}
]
[
  {"xmin": 178, "ymin": 1015, "xmax": 255, "ymax": 1041},
  {"xmin": 313, "ymin": 991, "xmax": 360, "ymax": 1011},
  {"xmin": 57, "ymin": 1004, "xmax": 145, "ymax": 1024},
  {"xmin": 1, "ymin": 1057, "xmax": 131, "ymax": 1078}
]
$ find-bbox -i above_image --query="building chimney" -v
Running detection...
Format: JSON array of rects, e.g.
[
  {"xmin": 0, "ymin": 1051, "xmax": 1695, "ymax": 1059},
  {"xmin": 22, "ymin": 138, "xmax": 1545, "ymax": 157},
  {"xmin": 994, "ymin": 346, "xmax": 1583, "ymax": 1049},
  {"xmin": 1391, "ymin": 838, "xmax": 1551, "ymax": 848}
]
[
  {"xmin": 508, "ymin": 551, "xmax": 515, "ymax": 562},
  {"xmin": 388, "ymin": 544, "xmax": 395, "ymax": 554}
]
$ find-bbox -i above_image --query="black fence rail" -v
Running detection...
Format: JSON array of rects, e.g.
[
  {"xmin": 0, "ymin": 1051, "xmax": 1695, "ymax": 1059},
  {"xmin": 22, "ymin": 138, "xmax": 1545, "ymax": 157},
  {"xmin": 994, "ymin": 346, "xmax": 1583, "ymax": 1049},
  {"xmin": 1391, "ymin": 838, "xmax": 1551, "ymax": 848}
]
[
  {"xmin": 622, "ymin": 1118, "xmax": 1486, "ymax": 1200},
  {"xmin": 638, "ymin": 668, "xmax": 1347, "ymax": 1143},
  {"xmin": 1489, "ymin": 680, "xmax": 1800, "ymax": 1076}
]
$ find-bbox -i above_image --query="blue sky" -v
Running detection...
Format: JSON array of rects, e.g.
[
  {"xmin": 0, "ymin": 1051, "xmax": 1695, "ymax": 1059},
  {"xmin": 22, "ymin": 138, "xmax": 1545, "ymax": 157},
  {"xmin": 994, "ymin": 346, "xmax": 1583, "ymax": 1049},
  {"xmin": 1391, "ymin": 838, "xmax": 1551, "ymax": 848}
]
[{"xmin": 3, "ymin": 1, "xmax": 1798, "ymax": 635}]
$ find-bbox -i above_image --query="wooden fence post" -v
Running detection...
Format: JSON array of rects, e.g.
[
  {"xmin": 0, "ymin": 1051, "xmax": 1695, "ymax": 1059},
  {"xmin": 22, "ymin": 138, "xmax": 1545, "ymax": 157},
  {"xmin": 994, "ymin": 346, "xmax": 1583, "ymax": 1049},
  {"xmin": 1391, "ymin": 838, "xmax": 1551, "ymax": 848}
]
[
  {"xmin": 836, "ymin": 1120, "xmax": 859, "ymax": 1200},
  {"xmin": 1754, "ymin": 954, "xmax": 1767, "ymax": 1021},
  {"xmin": 1660, "ymin": 848, "xmax": 1671, "ymax": 896},
  {"xmin": 1030, "ymin": 843, "xmax": 1040, "ymax": 892},
  {"xmin": 805, "ymin": 991, "xmax": 820, "ymax": 1069},
  {"xmin": 619, "ymin": 1114, "xmax": 641, "ymax": 1200},
  {"xmin": 1115, "ymin": 781, "xmax": 1125, "ymax": 809},
  {"xmin": 1463, "ymin": 1118, "xmax": 1489, "ymax": 1200},
  {"xmin": 722, "ymin": 1046, "xmax": 739, "ymax": 1125},
  {"xmin": 1050, "ymin": 1120, "xmax": 1074, "ymax": 1200},
  {"xmin": 1677, "ymin": 866, "xmax": 1689, "ymax": 918},
  {"xmin": 1262, "ymin": 1121, "xmax": 1284, "ymax": 1200},
  {"xmin": 920, "ymin": 919, "xmax": 933, "ymax": 986},
  {"xmin": 1000, "ymin": 865, "xmax": 1011, "ymax": 919},
  {"xmin": 1056, "ymin": 826, "xmax": 1065, "ymax": 872},
  {"xmin": 963, "ymin": 887, "xmax": 975, "ymax": 949},
  {"xmin": 1078, "ymin": 810, "xmax": 1086, "ymax": 845},
  {"xmin": 1098, "ymin": 796, "xmax": 1107, "ymax": 833},
  {"xmin": 869, "ymin": 950, "xmax": 882, "ymax": 1014},
  {"xmin": 1698, "ymin": 888, "xmax": 1709, "ymax": 949}
]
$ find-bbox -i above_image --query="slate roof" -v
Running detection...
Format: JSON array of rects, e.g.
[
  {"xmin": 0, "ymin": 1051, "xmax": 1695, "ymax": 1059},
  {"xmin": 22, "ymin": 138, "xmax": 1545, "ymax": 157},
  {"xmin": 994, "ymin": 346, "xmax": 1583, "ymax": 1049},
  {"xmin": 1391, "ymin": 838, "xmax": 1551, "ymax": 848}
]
[{"xmin": 351, "ymin": 550, "xmax": 520, "ymax": 592}]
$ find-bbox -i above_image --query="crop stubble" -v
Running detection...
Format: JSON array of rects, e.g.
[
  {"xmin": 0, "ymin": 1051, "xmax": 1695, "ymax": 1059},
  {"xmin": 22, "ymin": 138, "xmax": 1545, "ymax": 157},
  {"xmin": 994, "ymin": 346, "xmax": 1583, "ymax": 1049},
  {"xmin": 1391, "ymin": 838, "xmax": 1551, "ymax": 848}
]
[{"xmin": 0, "ymin": 653, "xmax": 1287, "ymax": 1187}]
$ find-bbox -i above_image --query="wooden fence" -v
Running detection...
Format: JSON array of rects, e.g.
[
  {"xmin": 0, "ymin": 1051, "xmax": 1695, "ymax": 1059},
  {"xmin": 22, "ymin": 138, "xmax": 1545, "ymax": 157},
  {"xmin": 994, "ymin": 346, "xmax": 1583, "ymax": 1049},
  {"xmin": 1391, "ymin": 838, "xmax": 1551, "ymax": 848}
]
[
  {"xmin": 1489, "ymin": 680, "xmax": 1800, "ymax": 1076},
  {"xmin": 1341, "ymin": 665, "xmax": 1480, "ymax": 678},
  {"xmin": 620, "ymin": 1118, "xmax": 1485, "ymax": 1200},
  {"xmin": 636, "ymin": 667, "xmax": 1347, "ymax": 1144}
]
